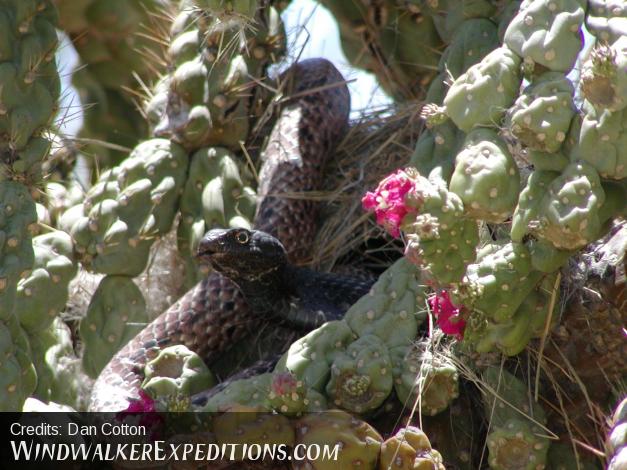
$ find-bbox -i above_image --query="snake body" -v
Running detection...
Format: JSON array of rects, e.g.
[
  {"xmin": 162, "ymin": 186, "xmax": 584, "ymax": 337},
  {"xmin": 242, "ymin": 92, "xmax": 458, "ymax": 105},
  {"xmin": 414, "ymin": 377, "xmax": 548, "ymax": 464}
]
[{"xmin": 89, "ymin": 59, "xmax": 352, "ymax": 411}]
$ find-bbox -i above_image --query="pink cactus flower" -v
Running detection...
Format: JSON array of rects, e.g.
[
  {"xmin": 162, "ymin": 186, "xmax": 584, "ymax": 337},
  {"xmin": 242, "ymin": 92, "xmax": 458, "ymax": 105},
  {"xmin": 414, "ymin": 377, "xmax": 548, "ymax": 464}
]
[
  {"xmin": 117, "ymin": 390, "xmax": 163, "ymax": 439},
  {"xmin": 428, "ymin": 290, "xmax": 466, "ymax": 339},
  {"xmin": 362, "ymin": 169, "xmax": 416, "ymax": 238}
]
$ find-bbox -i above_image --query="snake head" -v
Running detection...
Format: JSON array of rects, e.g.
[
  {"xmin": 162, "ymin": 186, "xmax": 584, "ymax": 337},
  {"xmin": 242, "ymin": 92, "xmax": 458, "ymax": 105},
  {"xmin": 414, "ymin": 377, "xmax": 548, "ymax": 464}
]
[{"xmin": 196, "ymin": 228, "xmax": 288, "ymax": 281}]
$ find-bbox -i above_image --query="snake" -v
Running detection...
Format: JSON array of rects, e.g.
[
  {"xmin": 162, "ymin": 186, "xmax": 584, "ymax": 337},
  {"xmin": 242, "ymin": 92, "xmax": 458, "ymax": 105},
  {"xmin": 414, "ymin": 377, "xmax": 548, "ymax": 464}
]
[{"xmin": 89, "ymin": 58, "xmax": 360, "ymax": 411}]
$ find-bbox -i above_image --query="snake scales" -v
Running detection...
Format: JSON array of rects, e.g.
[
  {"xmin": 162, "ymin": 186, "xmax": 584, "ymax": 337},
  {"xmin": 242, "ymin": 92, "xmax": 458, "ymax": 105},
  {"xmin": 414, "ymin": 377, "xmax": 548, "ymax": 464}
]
[{"xmin": 89, "ymin": 59, "xmax": 353, "ymax": 411}]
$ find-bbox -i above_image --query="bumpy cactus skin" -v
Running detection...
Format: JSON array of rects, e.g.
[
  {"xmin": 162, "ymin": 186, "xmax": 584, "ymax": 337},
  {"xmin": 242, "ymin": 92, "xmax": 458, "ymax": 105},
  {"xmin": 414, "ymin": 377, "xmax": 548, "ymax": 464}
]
[
  {"xmin": 507, "ymin": 72, "xmax": 576, "ymax": 153},
  {"xmin": 440, "ymin": 47, "xmax": 521, "ymax": 131},
  {"xmin": 68, "ymin": 139, "xmax": 187, "ymax": 276},
  {"xmin": 402, "ymin": 172, "xmax": 479, "ymax": 285},
  {"xmin": 504, "ymin": 0, "xmax": 585, "ymax": 73},
  {"xmin": 325, "ymin": 334, "xmax": 393, "ymax": 414},
  {"xmin": 148, "ymin": 0, "xmax": 285, "ymax": 150},
  {"xmin": 275, "ymin": 320, "xmax": 355, "ymax": 392},
  {"xmin": 393, "ymin": 340, "xmax": 459, "ymax": 416},
  {"xmin": 80, "ymin": 275, "xmax": 148, "ymax": 378},
  {"xmin": 0, "ymin": 0, "xmax": 59, "ymax": 182},
  {"xmin": 586, "ymin": 0, "xmax": 627, "ymax": 43},
  {"xmin": 410, "ymin": 121, "xmax": 464, "ymax": 185},
  {"xmin": 534, "ymin": 161, "xmax": 607, "ymax": 250},
  {"xmin": 449, "ymin": 128, "xmax": 520, "ymax": 223},
  {"xmin": 29, "ymin": 318, "xmax": 80, "ymax": 406},
  {"xmin": 142, "ymin": 344, "xmax": 216, "ymax": 398},
  {"xmin": 379, "ymin": 426, "xmax": 445, "ymax": 470},
  {"xmin": 0, "ymin": 182, "xmax": 37, "ymax": 317},
  {"xmin": 293, "ymin": 410, "xmax": 382, "ymax": 470},
  {"xmin": 482, "ymin": 367, "xmax": 550, "ymax": 470},
  {"xmin": 569, "ymin": 106, "xmax": 627, "ymax": 180},
  {"xmin": 14, "ymin": 230, "xmax": 77, "ymax": 333}
]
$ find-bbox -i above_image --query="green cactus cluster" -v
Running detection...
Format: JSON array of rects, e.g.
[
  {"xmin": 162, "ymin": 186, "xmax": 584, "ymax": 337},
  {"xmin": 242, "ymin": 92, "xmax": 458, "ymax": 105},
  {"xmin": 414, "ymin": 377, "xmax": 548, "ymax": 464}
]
[
  {"xmin": 146, "ymin": 0, "xmax": 286, "ymax": 150},
  {"xmin": 54, "ymin": 0, "xmax": 170, "ymax": 165}
]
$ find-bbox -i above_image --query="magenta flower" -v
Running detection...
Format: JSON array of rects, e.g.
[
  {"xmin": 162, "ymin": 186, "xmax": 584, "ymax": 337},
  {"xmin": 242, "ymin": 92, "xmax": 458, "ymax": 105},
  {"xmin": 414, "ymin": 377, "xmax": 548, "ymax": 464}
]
[
  {"xmin": 116, "ymin": 390, "xmax": 164, "ymax": 440},
  {"xmin": 428, "ymin": 290, "xmax": 466, "ymax": 339},
  {"xmin": 362, "ymin": 169, "xmax": 416, "ymax": 238}
]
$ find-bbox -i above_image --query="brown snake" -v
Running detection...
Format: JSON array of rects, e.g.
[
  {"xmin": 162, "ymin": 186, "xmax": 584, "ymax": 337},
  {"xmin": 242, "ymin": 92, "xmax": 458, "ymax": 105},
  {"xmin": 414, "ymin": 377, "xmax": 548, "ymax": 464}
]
[{"xmin": 89, "ymin": 59, "xmax": 351, "ymax": 411}]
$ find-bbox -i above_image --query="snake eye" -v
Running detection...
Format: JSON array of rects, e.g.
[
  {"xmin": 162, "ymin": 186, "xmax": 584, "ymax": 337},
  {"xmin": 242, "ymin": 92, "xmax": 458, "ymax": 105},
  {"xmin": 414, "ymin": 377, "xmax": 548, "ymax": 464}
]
[{"xmin": 235, "ymin": 230, "xmax": 249, "ymax": 244}]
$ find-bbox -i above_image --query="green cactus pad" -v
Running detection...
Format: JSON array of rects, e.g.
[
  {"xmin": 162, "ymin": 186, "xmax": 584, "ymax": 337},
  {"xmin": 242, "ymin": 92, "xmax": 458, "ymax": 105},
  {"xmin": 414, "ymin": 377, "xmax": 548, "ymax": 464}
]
[
  {"xmin": 482, "ymin": 367, "xmax": 549, "ymax": 470},
  {"xmin": 199, "ymin": 373, "xmax": 273, "ymax": 412},
  {"xmin": 344, "ymin": 257, "xmax": 426, "ymax": 349},
  {"xmin": 293, "ymin": 410, "xmax": 382, "ymax": 470},
  {"xmin": 325, "ymin": 334, "xmax": 393, "ymax": 414},
  {"xmin": 80, "ymin": 275, "xmax": 148, "ymax": 378},
  {"xmin": 402, "ymin": 171, "xmax": 480, "ymax": 285},
  {"xmin": 212, "ymin": 410, "xmax": 294, "ymax": 461},
  {"xmin": 586, "ymin": 0, "xmax": 627, "ymax": 43},
  {"xmin": 535, "ymin": 161, "xmax": 607, "ymax": 250},
  {"xmin": 394, "ymin": 340, "xmax": 459, "ymax": 416},
  {"xmin": 507, "ymin": 72, "xmax": 576, "ymax": 153},
  {"xmin": 449, "ymin": 128, "xmax": 520, "ymax": 223},
  {"xmin": 511, "ymin": 170, "xmax": 560, "ymax": 242},
  {"xmin": 410, "ymin": 120, "xmax": 465, "ymax": 185},
  {"xmin": 456, "ymin": 242, "xmax": 542, "ymax": 323},
  {"xmin": 0, "ymin": 181, "xmax": 37, "ymax": 319},
  {"xmin": 441, "ymin": 46, "xmax": 522, "ymax": 131},
  {"xmin": 275, "ymin": 320, "xmax": 355, "ymax": 392},
  {"xmin": 142, "ymin": 344, "xmax": 216, "ymax": 398},
  {"xmin": 569, "ymin": 105, "xmax": 627, "ymax": 180},
  {"xmin": 438, "ymin": 18, "xmax": 499, "ymax": 79},
  {"xmin": 14, "ymin": 231, "xmax": 77, "ymax": 333},
  {"xmin": 504, "ymin": 0, "xmax": 585, "ymax": 73}
]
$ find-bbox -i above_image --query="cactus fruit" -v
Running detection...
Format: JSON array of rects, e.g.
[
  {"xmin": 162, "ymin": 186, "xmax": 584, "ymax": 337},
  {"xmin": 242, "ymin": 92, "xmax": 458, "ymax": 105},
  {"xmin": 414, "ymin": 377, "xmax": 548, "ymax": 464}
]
[
  {"xmin": 14, "ymin": 230, "xmax": 77, "ymax": 333},
  {"xmin": 449, "ymin": 128, "xmax": 520, "ymax": 223},
  {"xmin": 503, "ymin": 0, "xmax": 585, "ymax": 74},
  {"xmin": 0, "ymin": 182, "xmax": 37, "ymax": 317},
  {"xmin": 581, "ymin": 37, "xmax": 627, "ymax": 113},
  {"xmin": 428, "ymin": 47, "xmax": 522, "ymax": 132},
  {"xmin": 68, "ymin": 138, "xmax": 187, "ymax": 276},
  {"xmin": 401, "ymin": 171, "xmax": 480, "ymax": 285},
  {"xmin": 325, "ymin": 334, "xmax": 393, "ymax": 414},
  {"xmin": 344, "ymin": 257, "xmax": 426, "ymax": 349},
  {"xmin": 506, "ymin": 72, "xmax": 576, "ymax": 153},
  {"xmin": 586, "ymin": 0, "xmax": 627, "ymax": 43},
  {"xmin": 177, "ymin": 146, "xmax": 255, "ymax": 285},
  {"xmin": 142, "ymin": 344, "xmax": 216, "ymax": 399},
  {"xmin": 569, "ymin": 106, "xmax": 627, "ymax": 180},
  {"xmin": 482, "ymin": 366, "xmax": 550, "ymax": 470},
  {"xmin": 608, "ymin": 397, "xmax": 627, "ymax": 470},
  {"xmin": 80, "ymin": 275, "xmax": 148, "ymax": 378},
  {"xmin": 379, "ymin": 426, "xmax": 446, "ymax": 470},
  {"xmin": 292, "ymin": 410, "xmax": 383, "ymax": 470},
  {"xmin": 393, "ymin": 339, "xmax": 459, "ymax": 416},
  {"xmin": 275, "ymin": 320, "xmax": 355, "ymax": 392}
]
